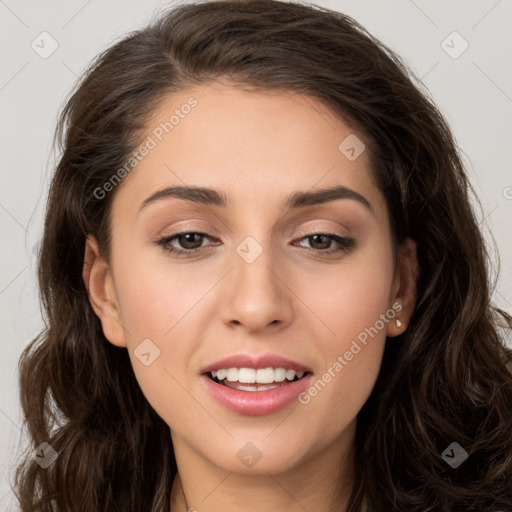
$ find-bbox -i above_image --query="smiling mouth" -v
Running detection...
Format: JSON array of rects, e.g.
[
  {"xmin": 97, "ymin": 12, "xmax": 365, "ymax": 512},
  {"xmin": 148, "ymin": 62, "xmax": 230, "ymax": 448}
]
[{"xmin": 207, "ymin": 367, "xmax": 311, "ymax": 392}]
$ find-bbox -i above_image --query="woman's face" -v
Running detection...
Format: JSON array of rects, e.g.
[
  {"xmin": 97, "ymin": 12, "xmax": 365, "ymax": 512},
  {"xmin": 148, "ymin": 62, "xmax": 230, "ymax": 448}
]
[{"xmin": 85, "ymin": 81, "xmax": 416, "ymax": 478}]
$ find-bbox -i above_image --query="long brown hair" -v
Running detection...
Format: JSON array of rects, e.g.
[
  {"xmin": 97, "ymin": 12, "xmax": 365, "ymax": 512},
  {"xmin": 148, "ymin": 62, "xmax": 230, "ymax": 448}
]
[{"xmin": 14, "ymin": 1, "xmax": 512, "ymax": 510}]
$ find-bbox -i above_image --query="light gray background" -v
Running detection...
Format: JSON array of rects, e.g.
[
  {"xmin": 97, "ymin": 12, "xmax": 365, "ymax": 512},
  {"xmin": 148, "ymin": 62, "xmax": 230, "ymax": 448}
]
[{"xmin": 1, "ymin": 0, "xmax": 511, "ymax": 508}]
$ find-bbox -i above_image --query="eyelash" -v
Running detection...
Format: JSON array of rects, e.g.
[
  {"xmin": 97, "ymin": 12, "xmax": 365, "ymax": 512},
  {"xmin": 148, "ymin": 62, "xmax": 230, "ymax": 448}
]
[{"xmin": 156, "ymin": 231, "xmax": 356, "ymax": 258}]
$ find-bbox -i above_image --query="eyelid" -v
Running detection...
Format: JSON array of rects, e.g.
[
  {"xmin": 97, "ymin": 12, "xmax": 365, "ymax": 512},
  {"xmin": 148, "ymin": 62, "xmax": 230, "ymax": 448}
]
[
  {"xmin": 293, "ymin": 223, "xmax": 350, "ymax": 238},
  {"xmin": 158, "ymin": 222, "xmax": 218, "ymax": 238}
]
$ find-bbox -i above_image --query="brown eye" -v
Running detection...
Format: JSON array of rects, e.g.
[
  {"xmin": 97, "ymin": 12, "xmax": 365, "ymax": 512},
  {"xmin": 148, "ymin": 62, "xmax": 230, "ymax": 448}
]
[
  {"xmin": 175, "ymin": 233, "xmax": 205, "ymax": 250},
  {"xmin": 295, "ymin": 233, "xmax": 355, "ymax": 254},
  {"xmin": 157, "ymin": 231, "xmax": 216, "ymax": 257}
]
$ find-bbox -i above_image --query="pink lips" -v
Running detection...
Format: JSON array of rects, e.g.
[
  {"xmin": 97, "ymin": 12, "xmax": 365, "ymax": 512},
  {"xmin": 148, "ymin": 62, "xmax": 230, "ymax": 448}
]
[{"xmin": 200, "ymin": 353, "xmax": 313, "ymax": 416}]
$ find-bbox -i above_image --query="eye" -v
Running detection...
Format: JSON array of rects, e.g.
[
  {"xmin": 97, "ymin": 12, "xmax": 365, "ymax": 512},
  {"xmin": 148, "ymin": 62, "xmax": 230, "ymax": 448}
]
[
  {"xmin": 157, "ymin": 231, "xmax": 217, "ymax": 257},
  {"xmin": 293, "ymin": 233, "xmax": 355, "ymax": 254}
]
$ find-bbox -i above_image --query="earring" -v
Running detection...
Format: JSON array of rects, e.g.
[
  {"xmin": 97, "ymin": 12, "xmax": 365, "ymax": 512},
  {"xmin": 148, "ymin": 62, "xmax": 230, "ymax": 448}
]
[{"xmin": 396, "ymin": 319, "xmax": 402, "ymax": 328}]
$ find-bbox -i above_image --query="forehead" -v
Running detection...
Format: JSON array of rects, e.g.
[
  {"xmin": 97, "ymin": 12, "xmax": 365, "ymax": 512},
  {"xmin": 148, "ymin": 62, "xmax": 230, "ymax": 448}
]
[{"xmin": 111, "ymin": 82, "xmax": 386, "ymax": 220}]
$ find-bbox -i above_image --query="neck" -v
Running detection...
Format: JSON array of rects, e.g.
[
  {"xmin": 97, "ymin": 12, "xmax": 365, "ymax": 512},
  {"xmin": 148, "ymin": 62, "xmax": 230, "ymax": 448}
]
[{"xmin": 170, "ymin": 420, "xmax": 356, "ymax": 512}]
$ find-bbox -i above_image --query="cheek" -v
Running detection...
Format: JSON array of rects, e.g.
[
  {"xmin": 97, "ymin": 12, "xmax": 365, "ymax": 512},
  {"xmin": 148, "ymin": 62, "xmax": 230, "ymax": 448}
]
[
  {"xmin": 292, "ymin": 246, "xmax": 394, "ymax": 427},
  {"xmin": 108, "ymin": 246, "xmax": 201, "ymax": 402},
  {"xmin": 112, "ymin": 247, "xmax": 207, "ymax": 339},
  {"xmin": 112, "ymin": 255, "xmax": 206, "ymax": 428},
  {"xmin": 295, "ymin": 247, "xmax": 395, "ymax": 347}
]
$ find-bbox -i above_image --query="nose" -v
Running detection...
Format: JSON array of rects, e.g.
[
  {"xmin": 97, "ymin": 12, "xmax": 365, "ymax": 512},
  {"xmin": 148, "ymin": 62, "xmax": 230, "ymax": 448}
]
[{"xmin": 219, "ymin": 238, "xmax": 294, "ymax": 334}]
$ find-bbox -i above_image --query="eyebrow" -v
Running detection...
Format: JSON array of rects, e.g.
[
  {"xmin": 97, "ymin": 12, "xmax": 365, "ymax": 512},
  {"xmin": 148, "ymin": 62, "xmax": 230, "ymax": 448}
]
[{"xmin": 138, "ymin": 184, "xmax": 373, "ymax": 214}]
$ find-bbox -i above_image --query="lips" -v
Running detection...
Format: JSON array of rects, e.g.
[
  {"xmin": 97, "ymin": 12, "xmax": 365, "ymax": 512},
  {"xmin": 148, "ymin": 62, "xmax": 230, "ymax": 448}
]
[{"xmin": 200, "ymin": 353, "xmax": 313, "ymax": 416}]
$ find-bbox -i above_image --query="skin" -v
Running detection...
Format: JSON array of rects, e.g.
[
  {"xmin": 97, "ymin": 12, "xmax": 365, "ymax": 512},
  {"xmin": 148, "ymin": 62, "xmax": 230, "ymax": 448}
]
[{"xmin": 83, "ymin": 81, "xmax": 417, "ymax": 512}]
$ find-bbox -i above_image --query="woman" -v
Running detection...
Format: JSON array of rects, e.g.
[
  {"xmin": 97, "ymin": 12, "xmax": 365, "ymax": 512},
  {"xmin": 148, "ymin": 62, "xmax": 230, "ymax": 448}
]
[{"xmin": 15, "ymin": 0, "xmax": 512, "ymax": 510}]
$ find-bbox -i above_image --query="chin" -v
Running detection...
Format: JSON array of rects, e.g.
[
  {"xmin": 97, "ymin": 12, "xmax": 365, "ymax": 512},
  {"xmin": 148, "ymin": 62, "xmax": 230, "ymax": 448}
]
[{"xmin": 194, "ymin": 433, "xmax": 314, "ymax": 475}]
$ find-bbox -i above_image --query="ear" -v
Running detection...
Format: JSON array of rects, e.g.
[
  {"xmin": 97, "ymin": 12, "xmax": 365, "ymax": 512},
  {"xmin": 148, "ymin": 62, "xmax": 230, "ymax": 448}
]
[
  {"xmin": 82, "ymin": 235, "xmax": 127, "ymax": 348},
  {"xmin": 386, "ymin": 237, "xmax": 418, "ymax": 337}
]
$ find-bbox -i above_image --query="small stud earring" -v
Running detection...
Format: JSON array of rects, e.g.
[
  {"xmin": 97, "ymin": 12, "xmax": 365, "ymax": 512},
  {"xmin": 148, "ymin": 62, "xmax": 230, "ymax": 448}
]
[{"xmin": 396, "ymin": 319, "xmax": 402, "ymax": 328}]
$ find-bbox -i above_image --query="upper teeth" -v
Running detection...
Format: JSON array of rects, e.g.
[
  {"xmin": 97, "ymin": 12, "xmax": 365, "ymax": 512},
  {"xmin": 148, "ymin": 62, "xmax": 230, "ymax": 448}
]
[{"xmin": 211, "ymin": 367, "xmax": 304, "ymax": 384}]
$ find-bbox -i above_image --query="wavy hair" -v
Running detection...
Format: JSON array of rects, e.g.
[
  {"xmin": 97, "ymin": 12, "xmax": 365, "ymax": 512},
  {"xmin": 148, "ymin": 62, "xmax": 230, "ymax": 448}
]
[{"xmin": 14, "ymin": 0, "xmax": 512, "ymax": 510}]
